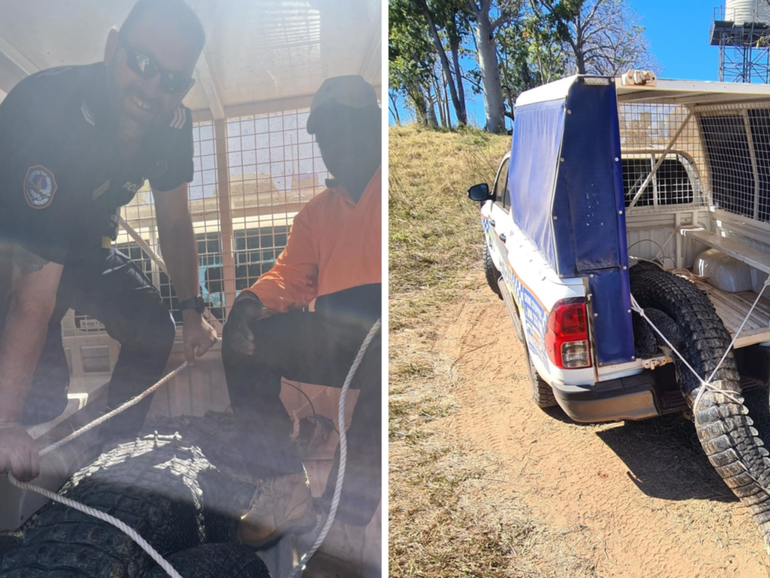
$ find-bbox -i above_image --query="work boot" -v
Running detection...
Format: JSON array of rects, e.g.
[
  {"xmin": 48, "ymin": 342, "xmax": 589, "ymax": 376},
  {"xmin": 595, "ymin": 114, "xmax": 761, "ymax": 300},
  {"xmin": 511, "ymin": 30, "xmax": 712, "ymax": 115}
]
[
  {"xmin": 302, "ymin": 519, "xmax": 380, "ymax": 578},
  {"xmin": 238, "ymin": 472, "xmax": 316, "ymax": 548}
]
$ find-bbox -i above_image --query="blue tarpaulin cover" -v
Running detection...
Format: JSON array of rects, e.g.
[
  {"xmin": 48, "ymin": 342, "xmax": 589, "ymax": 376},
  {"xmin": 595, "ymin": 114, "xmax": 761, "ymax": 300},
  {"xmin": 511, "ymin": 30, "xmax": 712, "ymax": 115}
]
[
  {"xmin": 508, "ymin": 99, "xmax": 566, "ymax": 271},
  {"xmin": 508, "ymin": 78, "xmax": 634, "ymax": 366}
]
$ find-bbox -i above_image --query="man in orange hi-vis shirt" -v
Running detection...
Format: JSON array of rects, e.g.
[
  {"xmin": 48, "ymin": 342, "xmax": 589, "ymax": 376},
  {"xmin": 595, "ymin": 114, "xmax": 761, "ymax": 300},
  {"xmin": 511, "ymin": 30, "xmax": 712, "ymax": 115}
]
[{"xmin": 221, "ymin": 76, "xmax": 381, "ymax": 570}]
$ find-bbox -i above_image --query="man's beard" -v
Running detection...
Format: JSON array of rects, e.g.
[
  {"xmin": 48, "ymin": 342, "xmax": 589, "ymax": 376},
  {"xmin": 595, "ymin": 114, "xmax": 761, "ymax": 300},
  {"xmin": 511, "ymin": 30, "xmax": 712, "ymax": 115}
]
[
  {"xmin": 107, "ymin": 71, "xmax": 161, "ymax": 141},
  {"xmin": 116, "ymin": 109, "xmax": 147, "ymax": 140}
]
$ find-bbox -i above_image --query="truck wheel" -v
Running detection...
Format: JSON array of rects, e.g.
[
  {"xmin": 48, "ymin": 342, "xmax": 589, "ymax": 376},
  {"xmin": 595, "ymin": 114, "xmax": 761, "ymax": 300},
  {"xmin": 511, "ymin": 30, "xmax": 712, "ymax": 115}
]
[
  {"xmin": 143, "ymin": 544, "xmax": 270, "ymax": 578},
  {"xmin": 630, "ymin": 263, "xmax": 770, "ymax": 562},
  {"xmin": 525, "ymin": 344, "xmax": 557, "ymax": 408},
  {"xmin": 483, "ymin": 242, "xmax": 503, "ymax": 300}
]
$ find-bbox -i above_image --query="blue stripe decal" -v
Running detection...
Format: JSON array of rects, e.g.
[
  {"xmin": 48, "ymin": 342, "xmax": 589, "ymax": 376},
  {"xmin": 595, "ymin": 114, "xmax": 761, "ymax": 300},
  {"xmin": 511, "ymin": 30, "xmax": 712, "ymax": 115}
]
[{"xmin": 483, "ymin": 215, "xmax": 548, "ymax": 364}]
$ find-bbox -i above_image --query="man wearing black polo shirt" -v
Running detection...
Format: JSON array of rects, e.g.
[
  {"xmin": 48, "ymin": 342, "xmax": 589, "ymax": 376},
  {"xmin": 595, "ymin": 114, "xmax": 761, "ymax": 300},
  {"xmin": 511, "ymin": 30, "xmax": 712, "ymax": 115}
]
[{"xmin": 0, "ymin": 0, "xmax": 217, "ymax": 482}]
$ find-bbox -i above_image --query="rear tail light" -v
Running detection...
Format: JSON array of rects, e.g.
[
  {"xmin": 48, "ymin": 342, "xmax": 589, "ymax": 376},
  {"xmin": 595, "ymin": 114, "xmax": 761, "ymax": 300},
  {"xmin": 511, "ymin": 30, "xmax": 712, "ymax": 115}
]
[{"xmin": 545, "ymin": 299, "xmax": 592, "ymax": 369}]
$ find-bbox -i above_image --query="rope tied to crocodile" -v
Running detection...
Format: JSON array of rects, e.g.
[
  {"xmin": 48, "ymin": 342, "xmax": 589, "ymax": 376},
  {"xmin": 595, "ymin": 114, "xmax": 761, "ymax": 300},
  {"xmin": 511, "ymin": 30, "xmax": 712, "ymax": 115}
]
[
  {"xmin": 5, "ymin": 318, "xmax": 381, "ymax": 578},
  {"xmin": 6, "ymin": 362, "xmax": 192, "ymax": 578}
]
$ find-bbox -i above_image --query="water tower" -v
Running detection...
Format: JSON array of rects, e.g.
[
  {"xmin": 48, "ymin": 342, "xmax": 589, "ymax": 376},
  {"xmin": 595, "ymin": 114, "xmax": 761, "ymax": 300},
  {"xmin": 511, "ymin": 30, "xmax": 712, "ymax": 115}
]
[{"xmin": 710, "ymin": 0, "xmax": 770, "ymax": 83}]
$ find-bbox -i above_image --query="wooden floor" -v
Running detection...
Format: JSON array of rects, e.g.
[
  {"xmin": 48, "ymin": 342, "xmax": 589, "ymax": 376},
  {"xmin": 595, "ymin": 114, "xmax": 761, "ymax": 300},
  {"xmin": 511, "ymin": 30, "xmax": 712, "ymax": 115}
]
[{"xmin": 691, "ymin": 277, "xmax": 770, "ymax": 348}]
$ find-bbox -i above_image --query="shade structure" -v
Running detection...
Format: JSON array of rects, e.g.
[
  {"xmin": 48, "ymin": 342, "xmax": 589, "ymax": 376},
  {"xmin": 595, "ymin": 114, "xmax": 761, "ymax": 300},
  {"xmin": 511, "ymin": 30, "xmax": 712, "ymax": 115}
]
[{"xmin": 0, "ymin": 0, "xmax": 382, "ymax": 115}]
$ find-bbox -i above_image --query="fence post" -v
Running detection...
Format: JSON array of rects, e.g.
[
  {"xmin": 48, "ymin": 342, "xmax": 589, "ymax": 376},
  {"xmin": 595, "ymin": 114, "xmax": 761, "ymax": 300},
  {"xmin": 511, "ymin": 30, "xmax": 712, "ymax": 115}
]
[{"xmin": 215, "ymin": 119, "xmax": 237, "ymax": 322}]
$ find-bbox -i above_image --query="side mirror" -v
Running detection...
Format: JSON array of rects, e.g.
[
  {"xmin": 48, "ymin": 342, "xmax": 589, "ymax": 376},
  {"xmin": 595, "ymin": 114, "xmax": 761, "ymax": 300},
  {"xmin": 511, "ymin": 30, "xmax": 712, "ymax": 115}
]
[{"xmin": 467, "ymin": 183, "xmax": 490, "ymax": 202}]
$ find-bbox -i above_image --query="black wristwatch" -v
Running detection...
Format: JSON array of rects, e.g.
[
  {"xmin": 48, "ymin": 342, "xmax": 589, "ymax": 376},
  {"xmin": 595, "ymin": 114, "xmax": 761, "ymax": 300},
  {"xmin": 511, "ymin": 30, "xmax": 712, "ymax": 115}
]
[{"xmin": 179, "ymin": 295, "xmax": 206, "ymax": 314}]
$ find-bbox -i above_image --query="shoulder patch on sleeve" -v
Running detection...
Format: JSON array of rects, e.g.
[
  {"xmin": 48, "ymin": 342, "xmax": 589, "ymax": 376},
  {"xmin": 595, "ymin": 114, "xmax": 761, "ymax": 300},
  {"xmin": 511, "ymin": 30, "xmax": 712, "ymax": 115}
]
[
  {"xmin": 24, "ymin": 166, "xmax": 58, "ymax": 209},
  {"xmin": 170, "ymin": 106, "xmax": 187, "ymax": 130}
]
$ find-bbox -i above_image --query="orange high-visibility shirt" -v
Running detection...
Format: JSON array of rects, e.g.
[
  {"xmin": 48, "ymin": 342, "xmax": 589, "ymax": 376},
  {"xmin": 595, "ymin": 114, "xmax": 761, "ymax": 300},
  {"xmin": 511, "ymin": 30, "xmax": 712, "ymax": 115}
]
[{"xmin": 247, "ymin": 167, "xmax": 381, "ymax": 312}]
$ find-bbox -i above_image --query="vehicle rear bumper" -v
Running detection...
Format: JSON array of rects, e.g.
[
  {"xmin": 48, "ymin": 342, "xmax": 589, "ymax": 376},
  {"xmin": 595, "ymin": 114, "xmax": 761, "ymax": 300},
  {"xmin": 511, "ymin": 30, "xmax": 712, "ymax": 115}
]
[{"xmin": 551, "ymin": 371, "xmax": 663, "ymax": 423}]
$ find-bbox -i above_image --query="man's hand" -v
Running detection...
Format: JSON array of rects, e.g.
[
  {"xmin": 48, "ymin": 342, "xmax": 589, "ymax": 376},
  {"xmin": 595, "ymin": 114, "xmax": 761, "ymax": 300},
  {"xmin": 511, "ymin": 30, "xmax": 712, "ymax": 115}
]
[
  {"xmin": 225, "ymin": 291, "xmax": 270, "ymax": 356},
  {"xmin": 182, "ymin": 311, "xmax": 218, "ymax": 364},
  {"xmin": 0, "ymin": 425, "xmax": 39, "ymax": 482}
]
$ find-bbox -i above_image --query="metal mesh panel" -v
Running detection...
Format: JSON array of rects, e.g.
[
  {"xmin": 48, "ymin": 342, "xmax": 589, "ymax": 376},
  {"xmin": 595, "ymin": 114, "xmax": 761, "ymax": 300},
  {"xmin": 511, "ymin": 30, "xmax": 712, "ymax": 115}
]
[
  {"xmin": 618, "ymin": 100, "xmax": 770, "ymax": 225},
  {"xmin": 748, "ymin": 109, "xmax": 770, "ymax": 221},
  {"xmin": 227, "ymin": 110, "xmax": 327, "ymax": 293},
  {"xmin": 114, "ymin": 121, "xmax": 224, "ymax": 326},
  {"xmin": 156, "ymin": 121, "xmax": 223, "ymax": 323},
  {"xmin": 701, "ymin": 113, "xmax": 755, "ymax": 219},
  {"xmin": 697, "ymin": 104, "xmax": 770, "ymax": 223},
  {"xmin": 67, "ymin": 110, "xmax": 328, "ymax": 339},
  {"xmin": 617, "ymin": 103, "xmax": 706, "ymax": 210}
]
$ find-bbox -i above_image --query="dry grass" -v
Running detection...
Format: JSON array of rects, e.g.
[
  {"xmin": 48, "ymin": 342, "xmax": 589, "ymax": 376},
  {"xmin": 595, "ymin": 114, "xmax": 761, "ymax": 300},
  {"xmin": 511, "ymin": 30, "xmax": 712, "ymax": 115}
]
[
  {"xmin": 388, "ymin": 126, "xmax": 599, "ymax": 577},
  {"xmin": 387, "ymin": 125, "xmax": 770, "ymax": 578}
]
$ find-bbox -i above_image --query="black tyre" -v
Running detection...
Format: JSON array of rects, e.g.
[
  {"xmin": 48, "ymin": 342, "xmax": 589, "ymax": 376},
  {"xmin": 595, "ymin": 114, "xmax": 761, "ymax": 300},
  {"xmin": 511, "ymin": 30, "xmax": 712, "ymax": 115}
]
[
  {"xmin": 630, "ymin": 263, "xmax": 770, "ymax": 560},
  {"xmin": 525, "ymin": 343, "xmax": 557, "ymax": 408},
  {"xmin": 143, "ymin": 544, "xmax": 270, "ymax": 578},
  {"xmin": 483, "ymin": 242, "xmax": 503, "ymax": 299},
  {"xmin": 0, "ymin": 414, "xmax": 258, "ymax": 578}
]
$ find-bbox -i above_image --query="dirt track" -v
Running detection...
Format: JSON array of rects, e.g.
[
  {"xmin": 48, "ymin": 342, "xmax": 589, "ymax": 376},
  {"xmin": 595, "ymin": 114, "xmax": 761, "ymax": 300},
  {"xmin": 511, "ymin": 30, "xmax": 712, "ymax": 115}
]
[{"xmin": 439, "ymin": 271, "xmax": 770, "ymax": 578}]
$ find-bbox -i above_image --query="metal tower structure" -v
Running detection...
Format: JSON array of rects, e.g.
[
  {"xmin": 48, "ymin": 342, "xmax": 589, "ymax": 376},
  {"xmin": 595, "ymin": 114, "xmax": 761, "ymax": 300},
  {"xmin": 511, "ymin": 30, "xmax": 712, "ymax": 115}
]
[{"xmin": 711, "ymin": 6, "xmax": 770, "ymax": 83}]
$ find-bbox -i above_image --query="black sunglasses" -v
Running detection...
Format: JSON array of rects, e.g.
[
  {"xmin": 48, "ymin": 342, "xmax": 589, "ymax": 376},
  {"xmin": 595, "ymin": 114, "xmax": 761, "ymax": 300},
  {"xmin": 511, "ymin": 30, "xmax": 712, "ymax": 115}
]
[{"xmin": 118, "ymin": 35, "xmax": 194, "ymax": 96}]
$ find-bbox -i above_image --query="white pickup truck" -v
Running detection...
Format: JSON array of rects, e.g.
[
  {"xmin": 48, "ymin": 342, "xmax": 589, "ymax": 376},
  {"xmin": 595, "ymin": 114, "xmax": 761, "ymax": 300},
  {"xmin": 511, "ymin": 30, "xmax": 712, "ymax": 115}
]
[{"xmin": 469, "ymin": 74, "xmax": 770, "ymax": 561}]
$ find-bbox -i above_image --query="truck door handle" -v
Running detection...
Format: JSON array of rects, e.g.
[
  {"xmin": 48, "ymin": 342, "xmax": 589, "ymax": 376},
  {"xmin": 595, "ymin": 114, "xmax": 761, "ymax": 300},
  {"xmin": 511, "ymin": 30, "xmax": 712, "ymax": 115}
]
[
  {"xmin": 500, "ymin": 233, "xmax": 507, "ymax": 242},
  {"xmin": 490, "ymin": 220, "xmax": 496, "ymax": 227}
]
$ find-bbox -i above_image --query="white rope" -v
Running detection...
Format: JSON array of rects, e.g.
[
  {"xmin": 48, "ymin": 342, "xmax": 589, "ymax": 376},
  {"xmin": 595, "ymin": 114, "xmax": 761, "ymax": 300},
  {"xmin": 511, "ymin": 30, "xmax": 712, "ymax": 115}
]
[
  {"xmin": 6, "ymin": 361, "xmax": 193, "ymax": 578},
  {"xmin": 287, "ymin": 318, "xmax": 381, "ymax": 578},
  {"xmin": 630, "ymin": 271, "xmax": 770, "ymax": 420},
  {"xmin": 5, "ymin": 318, "xmax": 381, "ymax": 578},
  {"xmin": 629, "ymin": 295, "xmax": 708, "ymax": 388},
  {"xmin": 40, "ymin": 361, "xmax": 190, "ymax": 458},
  {"xmin": 6, "ymin": 473, "xmax": 183, "ymax": 578},
  {"xmin": 706, "ymin": 279, "xmax": 769, "ymax": 386},
  {"xmin": 654, "ymin": 228, "xmax": 678, "ymax": 262},
  {"xmin": 629, "ymin": 295, "xmax": 745, "ymax": 418},
  {"xmin": 3, "ymin": 364, "xmax": 201, "ymax": 573}
]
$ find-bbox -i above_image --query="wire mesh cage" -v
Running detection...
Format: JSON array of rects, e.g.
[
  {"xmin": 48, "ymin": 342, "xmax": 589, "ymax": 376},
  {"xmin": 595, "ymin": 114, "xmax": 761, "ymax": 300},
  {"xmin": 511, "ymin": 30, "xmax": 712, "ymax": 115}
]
[
  {"xmin": 618, "ymin": 102, "xmax": 707, "ymax": 211},
  {"xmin": 227, "ymin": 109, "xmax": 327, "ymax": 297},
  {"xmin": 698, "ymin": 105, "xmax": 770, "ymax": 223},
  {"xmin": 63, "ymin": 107, "xmax": 329, "ymax": 357},
  {"xmin": 618, "ymin": 100, "xmax": 770, "ymax": 224}
]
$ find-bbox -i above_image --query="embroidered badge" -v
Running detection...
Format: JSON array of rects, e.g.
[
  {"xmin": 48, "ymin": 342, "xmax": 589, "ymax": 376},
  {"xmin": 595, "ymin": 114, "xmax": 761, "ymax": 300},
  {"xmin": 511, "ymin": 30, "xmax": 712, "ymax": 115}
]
[{"xmin": 24, "ymin": 165, "xmax": 57, "ymax": 209}]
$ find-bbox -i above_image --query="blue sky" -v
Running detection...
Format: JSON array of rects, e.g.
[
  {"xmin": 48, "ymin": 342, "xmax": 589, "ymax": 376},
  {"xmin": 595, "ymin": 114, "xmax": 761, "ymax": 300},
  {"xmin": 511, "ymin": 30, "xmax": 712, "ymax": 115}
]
[{"xmin": 389, "ymin": 0, "xmax": 721, "ymax": 128}]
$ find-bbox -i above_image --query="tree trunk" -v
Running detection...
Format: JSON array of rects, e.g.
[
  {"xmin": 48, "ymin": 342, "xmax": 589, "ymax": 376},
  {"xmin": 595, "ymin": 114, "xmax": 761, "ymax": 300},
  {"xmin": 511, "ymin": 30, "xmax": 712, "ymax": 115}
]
[
  {"xmin": 427, "ymin": 97, "xmax": 439, "ymax": 128},
  {"xmin": 440, "ymin": 67, "xmax": 452, "ymax": 129},
  {"xmin": 389, "ymin": 92, "xmax": 401, "ymax": 125},
  {"xmin": 450, "ymin": 36, "xmax": 467, "ymax": 125},
  {"xmin": 444, "ymin": 78, "xmax": 452, "ymax": 128},
  {"xmin": 572, "ymin": 11, "xmax": 587, "ymax": 74},
  {"xmin": 408, "ymin": 83, "xmax": 429, "ymax": 126},
  {"xmin": 475, "ymin": 11, "xmax": 505, "ymax": 133},
  {"xmin": 418, "ymin": 0, "xmax": 465, "ymax": 127},
  {"xmin": 432, "ymin": 77, "xmax": 447, "ymax": 127}
]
